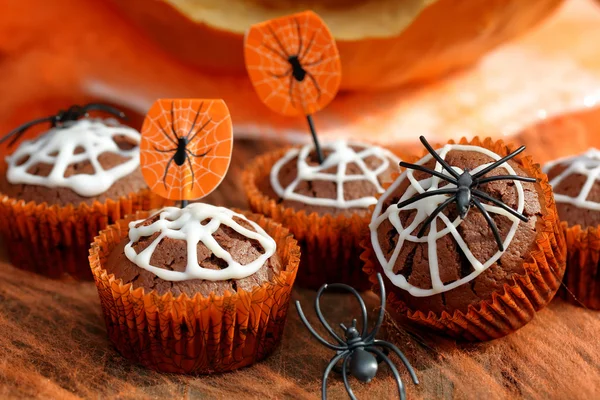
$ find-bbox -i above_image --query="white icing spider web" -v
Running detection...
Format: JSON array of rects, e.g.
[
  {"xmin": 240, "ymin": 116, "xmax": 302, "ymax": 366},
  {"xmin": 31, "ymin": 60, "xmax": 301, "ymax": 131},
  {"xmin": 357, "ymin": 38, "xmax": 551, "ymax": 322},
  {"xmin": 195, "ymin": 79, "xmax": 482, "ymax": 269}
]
[
  {"xmin": 543, "ymin": 149, "xmax": 600, "ymax": 211},
  {"xmin": 125, "ymin": 204, "xmax": 276, "ymax": 281},
  {"xmin": 6, "ymin": 118, "xmax": 140, "ymax": 197},
  {"xmin": 270, "ymin": 140, "xmax": 400, "ymax": 209},
  {"xmin": 370, "ymin": 144, "xmax": 525, "ymax": 297}
]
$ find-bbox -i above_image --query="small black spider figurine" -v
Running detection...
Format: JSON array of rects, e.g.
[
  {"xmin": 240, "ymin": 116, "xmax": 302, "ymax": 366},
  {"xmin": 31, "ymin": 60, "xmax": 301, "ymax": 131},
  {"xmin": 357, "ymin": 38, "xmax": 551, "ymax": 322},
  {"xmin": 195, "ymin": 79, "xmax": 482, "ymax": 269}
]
[
  {"xmin": 0, "ymin": 103, "xmax": 126, "ymax": 147},
  {"xmin": 296, "ymin": 273, "xmax": 419, "ymax": 400},
  {"xmin": 397, "ymin": 136, "xmax": 537, "ymax": 251},
  {"xmin": 153, "ymin": 101, "xmax": 212, "ymax": 201}
]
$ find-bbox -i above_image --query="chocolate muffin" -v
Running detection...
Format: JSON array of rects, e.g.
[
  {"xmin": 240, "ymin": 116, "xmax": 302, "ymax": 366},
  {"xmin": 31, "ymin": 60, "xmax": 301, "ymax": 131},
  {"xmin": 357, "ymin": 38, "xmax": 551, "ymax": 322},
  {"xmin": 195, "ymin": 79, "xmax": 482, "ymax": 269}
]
[
  {"xmin": 244, "ymin": 140, "xmax": 400, "ymax": 289},
  {"xmin": 544, "ymin": 149, "xmax": 600, "ymax": 227},
  {"xmin": 365, "ymin": 137, "xmax": 566, "ymax": 340},
  {"xmin": 90, "ymin": 205, "xmax": 300, "ymax": 374},
  {"xmin": 0, "ymin": 117, "xmax": 168, "ymax": 279},
  {"xmin": 0, "ymin": 118, "xmax": 145, "ymax": 206},
  {"xmin": 372, "ymin": 146, "xmax": 542, "ymax": 314},
  {"xmin": 259, "ymin": 141, "xmax": 398, "ymax": 217},
  {"xmin": 544, "ymin": 149, "xmax": 600, "ymax": 309},
  {"xmin": 106, "ymin": 205, "xmax": 281, "ymax": 297}
]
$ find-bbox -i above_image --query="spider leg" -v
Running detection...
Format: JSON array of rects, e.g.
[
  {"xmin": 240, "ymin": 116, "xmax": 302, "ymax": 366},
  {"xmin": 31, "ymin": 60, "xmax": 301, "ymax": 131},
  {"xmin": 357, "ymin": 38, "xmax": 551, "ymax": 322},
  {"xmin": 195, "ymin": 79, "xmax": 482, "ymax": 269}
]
[
  {"xmin": 372, "ymin": 340, "xmax": 419, "ymax": 385},
  {"xmin": 187, "ymin": 118, "xmax": 212, "ymax": 143},
  {"xmin": 295, "ymin": 17, "xmax": 303, "ymax": 56},
  {"xmin": 153, "ymin": 145, "xmax": 176, "ymax": 153},
  {"xmin": 472, "ymin": 146, "xmax": 527, "ymax": 179},
  {"xmin": 396, "ymin": 188, "xmax": 457, "ymax": 210},
  {"xmin": 472, "ymin": 198, "xmax": 504, "ymax": 251},
  {"xmin": 472, "ymin": 189, "xmax": 528, "ymax": 222},
  {"xmin": 82, "ymin": 103, "xmax": 126, "ymax": 120},
  {"xmin": 185, "ymin": 153, "xmax": 195, "ymax": 190},
  {"xmin": 300, "ymin": 30, "xmax": 316, "ymax": 60},
  {"xmin": 158, "ymin": 120, "xmax": 178, "ymax": 146},
  {"xmin": 342, "ymin": 356, "xmax": 358, "ymax": 400},
  {"xmin": 364, "ymin": 273, "xmax": 386, "ymax": 341},
  {"xmin": 302, "ymin": 55, "xmax": 324, "ymax": 68},
  {"xmin": 262, "ymin": 42, "xmax": 288, "ymax": 61},
  {"xmin": 323, "ymin": 352, "xmax": 349, "ymax": 400},
  {"xmin": 1, "ymin": 116, "xmax": 54, "ymax": 147},
  {"xmin": 186, "ymin": 148, "xmax": 211, "ymax": 158},
  {"xmin": 306, "ymin": 71, "xmax": 322, "ymax": 100},
  {"xmin": 162, "ymin": 157, "xmax": 174, "ymax": 189},
  {"xmin": 295, "ymin": 301, "xmax": 347, "ymax": 351},
  {"xmin": 268, "ymin": 25, "xmax": 289, "ymax": 58},
  {"xmin": 170, "ymin": 100, "xmax": 179, "ymax": 139},
  {"xmin": 476, "ymin": 175, "xmax": 537, "ymax": 185},
  {"xmin": 416, "ymin": 195, "xmax": 457, "ymax": 238},
  {"xmin": 186, "ymin": 101, "xmax": 204, "ymax": 138},
  {"xmin": 369, "ymin": 347, "xmax": 407, "ymax": 400},
  {"xmin": 271, "ymin": 69, "xmax": 292, "ymax": 79},
  {"xmin": 319, "ymin": 283, "xmax": 368, "ymax": 339},
  {"xmin": 399, "ymin": 161, "xmax": 458, "ymax": 185},
  {"xmin": 418, "ymin": 136, "xmax": 460, "ymax": 179}
]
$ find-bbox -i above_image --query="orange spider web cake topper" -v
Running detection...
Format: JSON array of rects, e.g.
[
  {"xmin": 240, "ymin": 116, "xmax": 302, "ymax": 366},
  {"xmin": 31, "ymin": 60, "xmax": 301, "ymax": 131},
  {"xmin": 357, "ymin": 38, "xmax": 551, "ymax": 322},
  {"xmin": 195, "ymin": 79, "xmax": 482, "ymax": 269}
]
[
  {"xmin": 244, "ymin": 11, "xmax": 341, "ymax": 163},
  {"xmin": 244, "ymin": 10, "xmax": 341, "ymax": 118},
  {"xmin": 140, "ymin": 99, "xmax": 233, "ymax": 203}
]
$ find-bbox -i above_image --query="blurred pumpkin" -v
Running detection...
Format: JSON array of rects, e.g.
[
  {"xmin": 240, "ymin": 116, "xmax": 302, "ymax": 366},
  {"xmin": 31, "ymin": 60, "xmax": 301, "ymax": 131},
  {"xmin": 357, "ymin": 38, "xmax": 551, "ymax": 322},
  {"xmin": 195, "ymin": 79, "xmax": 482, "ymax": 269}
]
[{"xmin": 111, "ymin": 0, "xmax": 564, "ymax": 91}]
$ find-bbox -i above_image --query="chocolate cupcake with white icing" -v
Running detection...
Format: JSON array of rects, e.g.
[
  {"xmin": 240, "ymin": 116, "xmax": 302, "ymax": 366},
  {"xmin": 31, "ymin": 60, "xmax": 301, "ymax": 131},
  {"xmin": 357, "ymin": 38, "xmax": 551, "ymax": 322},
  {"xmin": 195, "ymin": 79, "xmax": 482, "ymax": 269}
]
[
  {"xmin": 0, "ymin": 105, "xmax": 169, "ymax": 279},
  {"xmin": 242, "ymin": 140, "xmax": 400, "ymax": 289},
  {"xmin": 90, "ymin": 204, "xmax": 300, "ymax": 374},
  {"xmin": 362, "ymin": 137, "xmax": 566, "ymax": 341},
  {"xmin": 544, "ymin": 149, "xmax": 600, "ymax": 309},
  {"xmin": 107, "ymin": 205, "xmax": 280, "ymax": 297}
]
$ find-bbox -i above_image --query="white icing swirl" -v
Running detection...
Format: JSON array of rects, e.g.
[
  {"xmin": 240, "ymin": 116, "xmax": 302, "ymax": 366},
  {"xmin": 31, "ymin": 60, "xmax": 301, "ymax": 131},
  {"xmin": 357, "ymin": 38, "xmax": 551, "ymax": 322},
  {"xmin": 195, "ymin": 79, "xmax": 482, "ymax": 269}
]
[
  {"xmin": 543, "ymin": 148, "xmax": 600, "ymax": 211},
  {"xmin": 124, "ymin": 204, "xmax": 277, "ymax": 282},
  {"xmin": 5, "ymin": 119, "xmax": 140, "ymax": 197},
  {"xmin": 370, "ymin": 144, "xmax": 525, "ymax": 297},
  {"xmin": 270, "ymin": 140, "xmax": 400, "ymax": 209}
]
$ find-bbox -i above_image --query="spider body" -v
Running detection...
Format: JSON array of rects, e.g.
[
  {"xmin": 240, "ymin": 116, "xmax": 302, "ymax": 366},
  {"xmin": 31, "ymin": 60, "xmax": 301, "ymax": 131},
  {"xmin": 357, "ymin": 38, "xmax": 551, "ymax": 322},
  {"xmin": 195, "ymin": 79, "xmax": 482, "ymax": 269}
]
[
  {"xmin": 153, "ymin": 101, "xmax": 212, "ymax": 190},
  {"xmin": 397, "ymin": 136, "xmax": 537, "ymax": 252},
  {"xmin": 173, "ymin": 137, "xmax": 189, "ymax": 166},
  {"xmin": 456, "ymin": 170, "xmax": 474, "ymax": 219},
  {"xmin": 0, "ymin": 103, "xmax": 126, "ymax": 147},
  {"xmin": 348, "ymin": 347, "xmax": 378, "ymax": 383},
  {"xmin": 296, "ymin": 273, "xmax": 419, "ymax": 400},
  {"xmin": 289, "ymin": 55, "xmax": 307, "ymax": 81}
]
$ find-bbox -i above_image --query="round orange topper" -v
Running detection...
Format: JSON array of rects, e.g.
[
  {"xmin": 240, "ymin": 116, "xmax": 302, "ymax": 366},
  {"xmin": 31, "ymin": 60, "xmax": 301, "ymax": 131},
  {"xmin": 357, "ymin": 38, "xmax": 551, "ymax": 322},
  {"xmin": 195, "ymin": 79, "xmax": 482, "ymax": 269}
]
[
  {"xmin": 140, "ymin": 99, "xmax": 233, "ymax": 201},
  {"xmin": 244, "ymin": 10, "xmax": 342, "ymax": 117}
]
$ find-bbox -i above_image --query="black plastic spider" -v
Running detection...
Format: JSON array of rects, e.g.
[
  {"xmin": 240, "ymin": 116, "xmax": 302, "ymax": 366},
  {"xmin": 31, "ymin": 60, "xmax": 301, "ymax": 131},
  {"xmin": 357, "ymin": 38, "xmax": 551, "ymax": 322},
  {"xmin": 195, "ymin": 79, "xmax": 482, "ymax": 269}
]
[
  {"xmin": 296, "ymin": 273, "xmax": 419, "ymax": 400},
  {"xmin": 397, "ymin": 136, "xmax": 537, "ymax": 251},
  {"xmin": 153, "ymin": 100, "xmax": 212, "ymax": 194},
  {"xmin": 0, "ymin": 103, "xmax": 127, "ymax": 147}
]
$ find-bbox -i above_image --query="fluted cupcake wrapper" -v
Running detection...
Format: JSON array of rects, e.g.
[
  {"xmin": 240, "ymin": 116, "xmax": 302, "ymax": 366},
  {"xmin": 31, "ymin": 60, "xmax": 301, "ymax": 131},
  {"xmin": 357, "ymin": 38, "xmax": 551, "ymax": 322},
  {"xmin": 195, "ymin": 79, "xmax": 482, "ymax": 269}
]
[
  {"xmin": 242, "ymin": 147, "xmax": 376, "ymax": 290},
  {"xmin": 89, "ymin": 210, "xmax": 300, "ymax": 374},
  {"xmin": 560, "ymin": 222, "xmax": 600, "ymax": 309},
  {"xmin": 361, "ymin": 136, "xmax": 567, "ymax": 341},
  {"xmin": 0, "ymin": 188, "xmax": 169, "ymax": 279}
]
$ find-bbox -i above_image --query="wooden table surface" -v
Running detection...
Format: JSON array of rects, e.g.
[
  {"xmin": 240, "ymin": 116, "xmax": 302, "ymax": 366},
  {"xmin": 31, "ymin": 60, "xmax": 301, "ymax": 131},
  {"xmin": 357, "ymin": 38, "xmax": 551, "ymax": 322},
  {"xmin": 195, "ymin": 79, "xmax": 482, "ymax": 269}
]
[{"xmin": 0, "ymin": 137, "xmax": 599, "ymax": 400}]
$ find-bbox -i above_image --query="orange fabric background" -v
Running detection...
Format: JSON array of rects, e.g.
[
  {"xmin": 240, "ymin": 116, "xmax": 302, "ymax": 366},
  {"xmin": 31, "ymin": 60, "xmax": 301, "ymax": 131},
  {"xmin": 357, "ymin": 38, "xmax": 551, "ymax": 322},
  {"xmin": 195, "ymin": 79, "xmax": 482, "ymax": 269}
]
[{"xmin": 2, "ymin": 0, "xmax": 600, "ymax": 148}]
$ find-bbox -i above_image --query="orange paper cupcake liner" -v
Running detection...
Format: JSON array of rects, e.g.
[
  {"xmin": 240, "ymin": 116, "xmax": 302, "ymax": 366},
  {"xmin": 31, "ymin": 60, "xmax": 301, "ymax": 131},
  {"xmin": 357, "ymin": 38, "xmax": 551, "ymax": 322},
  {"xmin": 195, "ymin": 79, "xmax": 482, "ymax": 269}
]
[
  {"xmin": 242, "ymin": 147, "xmax": 375, "ymax": 290},
  {"xmin": 89, "ymin": 210, "xmax": 300, "ymax": 374},
  {"xmin": 0, "ymin": 183, "xmax": 170, "ymax": 279},
  {"xmin": 560, "ymin": 222, "xmax": 600, "ymax": 309},
  {"xmin": 361, "ymin": 137, "xmax": 567, "ymax": 341}
]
